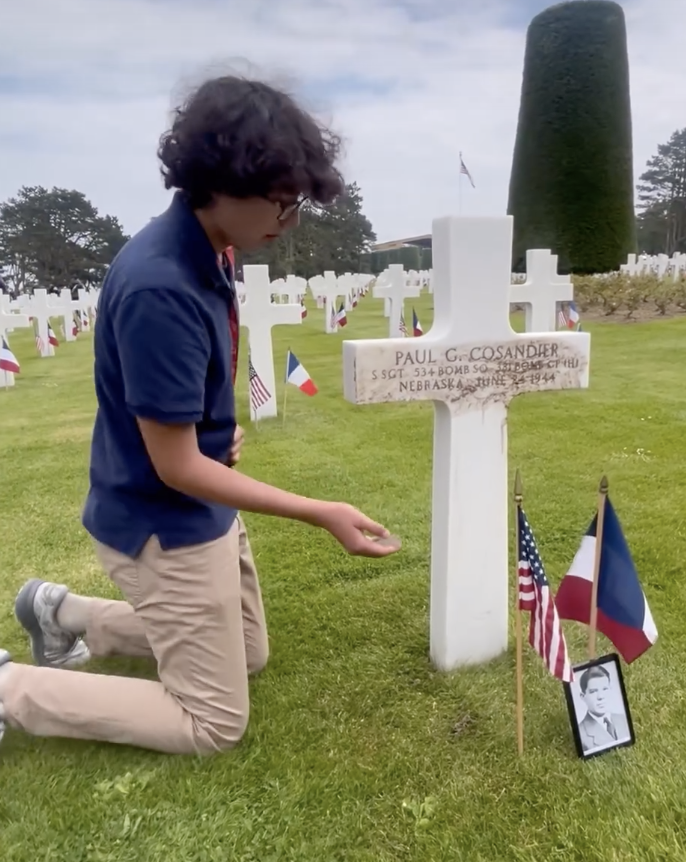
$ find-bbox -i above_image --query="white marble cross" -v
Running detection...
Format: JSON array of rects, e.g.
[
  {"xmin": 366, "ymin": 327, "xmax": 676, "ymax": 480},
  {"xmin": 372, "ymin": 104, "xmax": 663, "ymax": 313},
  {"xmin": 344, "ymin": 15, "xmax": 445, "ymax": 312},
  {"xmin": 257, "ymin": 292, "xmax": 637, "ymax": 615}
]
[
  {"xmin": 620, "ymin": 254, "xmax": 639, "ymax": 277},
  {"xmin": 29, "ymin": 289, "xmax": 58, "ymax": 357},
  {"xmin": 0, "ymin": 298, "xmax": 31, "ymax": 387},
  {"xmin": 308, "ymin": 272, "xmax": 342, "ymax": 334},
  {"xmin": 49, "ymin": 289, "xmax": 78, "ymax": 342},
  {"xmin": 373, "ymin": 264, "xmax": 421, "ymax": 336},
  {"xmin": 342, "ymin": 216, "xmax": 591, "ymax": 671},
  {"xmin": 241, "ymin": 265, "xmax": 302, "ymax": 420},
  {"xmin": 280, "ymin": 275, "xmax": 307, "ymax": 304},
  {"xmin": 76, "ymin": 288, "xmax": 94, "ymax": 331},
  {"xmin": 338, "ymin": 273, "xmax": 359, "ymax": 312},
  {"xmin": 509, "ymin": 249, "xmax": 573, "ymax": 332}
]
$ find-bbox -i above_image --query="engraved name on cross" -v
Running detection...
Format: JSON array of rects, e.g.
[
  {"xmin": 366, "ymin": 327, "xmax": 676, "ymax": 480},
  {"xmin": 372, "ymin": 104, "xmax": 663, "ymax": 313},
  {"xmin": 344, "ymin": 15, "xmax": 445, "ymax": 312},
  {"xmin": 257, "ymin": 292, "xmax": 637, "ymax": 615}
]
[
  {"xmin": 343, "ymin": 216, "xmax": 591, "ymax": 670},
  {"xmin": 240, "ymin": 264, "xmax": 302, "ymax": 420}
]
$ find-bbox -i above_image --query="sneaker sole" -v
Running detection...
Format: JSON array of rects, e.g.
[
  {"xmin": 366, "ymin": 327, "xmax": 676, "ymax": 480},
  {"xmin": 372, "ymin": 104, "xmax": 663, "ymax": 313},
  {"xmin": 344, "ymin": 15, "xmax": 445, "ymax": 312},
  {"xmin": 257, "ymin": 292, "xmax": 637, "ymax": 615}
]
[{"xmin": 14, "ymin": 578, "xmax": 49, "ymax": 666}]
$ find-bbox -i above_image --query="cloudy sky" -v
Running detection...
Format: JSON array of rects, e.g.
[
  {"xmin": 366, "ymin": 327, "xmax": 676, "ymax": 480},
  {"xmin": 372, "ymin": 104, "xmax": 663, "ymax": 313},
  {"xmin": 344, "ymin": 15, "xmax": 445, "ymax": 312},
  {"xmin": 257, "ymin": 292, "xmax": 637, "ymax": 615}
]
[{"xmin": 2, "ymin": 0, "xmax": 684, "ymax": 243}]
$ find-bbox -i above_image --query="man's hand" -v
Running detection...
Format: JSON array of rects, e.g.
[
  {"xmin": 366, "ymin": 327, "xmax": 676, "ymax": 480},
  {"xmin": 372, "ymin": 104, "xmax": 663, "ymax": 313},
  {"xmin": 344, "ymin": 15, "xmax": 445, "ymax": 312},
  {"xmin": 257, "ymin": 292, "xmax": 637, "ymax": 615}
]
[
  {"xmin": 310, "ymin": 501, "xmax": 399, "ymax": 558},
  {"xmin": 229, "ymin": 424, "xmax": 245, "ymax": 466}
]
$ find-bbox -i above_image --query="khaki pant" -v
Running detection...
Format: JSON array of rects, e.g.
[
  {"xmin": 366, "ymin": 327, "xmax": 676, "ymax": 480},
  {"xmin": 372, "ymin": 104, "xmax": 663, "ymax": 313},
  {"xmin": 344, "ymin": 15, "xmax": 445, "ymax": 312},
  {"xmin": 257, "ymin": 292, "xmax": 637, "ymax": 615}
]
[{"xmin": 3, "ymin": 515, "xmax": 268, "ymax": 754}]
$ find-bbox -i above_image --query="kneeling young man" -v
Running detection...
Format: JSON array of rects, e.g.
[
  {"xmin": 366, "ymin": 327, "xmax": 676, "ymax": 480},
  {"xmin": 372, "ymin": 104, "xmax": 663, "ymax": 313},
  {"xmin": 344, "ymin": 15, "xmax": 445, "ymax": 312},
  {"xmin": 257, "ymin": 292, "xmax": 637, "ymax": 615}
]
[{"xmin": 0, "ymin": 74, "xmax": 396, "ymax": 755}]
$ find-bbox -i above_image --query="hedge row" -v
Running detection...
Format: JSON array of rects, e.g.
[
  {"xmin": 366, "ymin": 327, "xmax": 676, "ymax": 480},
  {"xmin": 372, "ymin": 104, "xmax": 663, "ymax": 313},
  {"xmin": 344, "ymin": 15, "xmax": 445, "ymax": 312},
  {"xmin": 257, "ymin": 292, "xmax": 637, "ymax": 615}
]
[{"xmin": 571, "ymin": 274, "xmax": 686, "ymax": 318}]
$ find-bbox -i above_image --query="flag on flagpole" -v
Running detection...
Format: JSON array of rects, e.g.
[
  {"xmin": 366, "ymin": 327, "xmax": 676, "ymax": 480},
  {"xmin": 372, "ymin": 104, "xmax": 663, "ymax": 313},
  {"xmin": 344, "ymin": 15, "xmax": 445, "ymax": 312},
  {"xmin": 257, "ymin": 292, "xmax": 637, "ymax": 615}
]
[
  {"xmin": 399, "ymin": 313, "xmax": 408, "ymax": 336},
  {"xmin": 300, "ymin": 300, "xmax": 307, "ymax": 320},
  {"xmin": 35, "ymin": 334, "xmax": 44, "ymax": 354},
  {"xmin": 412, "ymin": 308, "xmax": 423, "ymax": 337},
  {"xmin": 48, "ymin": 323, "xmax": 59, "ymax": 347},
  {"xmin": 329, "ymin": 303, "xmax": 338, "ymax": 331},
  {"xmin": 459, "ymin": 153, "xmax": 476, "ymax": 188},
  {"xmin": 518, "ymin": 507, "xmax": 573, "ymax": 681},
  {"xmin": 0, "ymin": 336, "xmax": 20, "ymax": 373},
  {"xmin": 335, "ymin": 303, "xmax": 347, "ymax": 327},
  {"xmin": 352, "ymin": 293, "xmax": 358, "ymax": 308},
  {"xmin": 555, "ymin": 498, "xmax": 658, "ymax": 663},
  {"xmin": 557, "ymin": 309, "xmax": 568, "ymax": 329},
  {"xmin": 285, "ymin": 350, "xmax": 318, "ymax": 395},
  {"xmin": 72, "ymin": 313, "xmax": 79, "ymax": 337},
  {"xmin": 248, "ymin": 354, "xmax": 271, "ymax": 412}
]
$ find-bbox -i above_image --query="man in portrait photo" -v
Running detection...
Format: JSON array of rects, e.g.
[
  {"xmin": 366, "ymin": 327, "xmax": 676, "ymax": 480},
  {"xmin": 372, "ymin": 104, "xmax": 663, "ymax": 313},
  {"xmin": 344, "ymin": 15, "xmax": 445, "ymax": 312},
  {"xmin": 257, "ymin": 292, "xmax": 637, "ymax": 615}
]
[{"xmin": 577, "ymin": 664, "xmax": 630, "ymax": 753}]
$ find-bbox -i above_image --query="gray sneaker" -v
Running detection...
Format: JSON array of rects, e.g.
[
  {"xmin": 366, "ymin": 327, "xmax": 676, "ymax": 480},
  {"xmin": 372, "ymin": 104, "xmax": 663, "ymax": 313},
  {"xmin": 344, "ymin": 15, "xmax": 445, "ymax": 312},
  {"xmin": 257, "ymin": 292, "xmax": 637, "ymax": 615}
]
[
  {"xmin": 15, "ymin": 579, "xmax": 90, "ymax": 668},
  {"xmin": 0, "ymin": 649, "xmax": 11, "ymax": 743}
]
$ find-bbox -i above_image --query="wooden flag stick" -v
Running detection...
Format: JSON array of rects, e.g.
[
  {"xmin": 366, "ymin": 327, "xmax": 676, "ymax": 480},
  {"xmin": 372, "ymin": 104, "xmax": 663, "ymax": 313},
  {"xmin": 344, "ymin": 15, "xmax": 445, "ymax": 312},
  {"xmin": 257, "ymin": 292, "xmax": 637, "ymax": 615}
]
[
  {"xmin": 514, "ymin": 468, "xmax": 525, "ymax": 756},
  {"xmin": 588, "ymin": 475, "xmax": 609, "ymax": 659},
  {"xmin": 282, "ymin": 350, "xmax": 290, "ymax": 427}
]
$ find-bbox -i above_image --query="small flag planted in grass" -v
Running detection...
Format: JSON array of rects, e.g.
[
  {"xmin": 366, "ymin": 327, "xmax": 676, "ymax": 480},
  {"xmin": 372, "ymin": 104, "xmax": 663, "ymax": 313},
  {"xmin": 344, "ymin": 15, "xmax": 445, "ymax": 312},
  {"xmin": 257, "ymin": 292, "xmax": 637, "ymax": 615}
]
[
  {"xmin": 567, "ymin": 301, "xmax": 581, "ymax": 330},
  {"xmin": 412, "ymin": 308, "xmax": 423, "ymax": 337},
  {"xmin": 335, "ymin": 303, "xmax": 347, "ymax": 328},
  {"xmin": 517, "ymin": 507, "xmax": 573, "ymax": 682},
  {"xmin": 0, "ymin": 336, "xmax": 20, "ymax": 374},
  {"xmin": 248, "ymin": 354, "xmax": 271, "ymax": 413},
  {"xmin": 285, "ymin": 350, "xmax": 317, "ymax": 396},
  {"xmin": 556, "ymin": 480, "xmax": 658, "ymax": 664}
]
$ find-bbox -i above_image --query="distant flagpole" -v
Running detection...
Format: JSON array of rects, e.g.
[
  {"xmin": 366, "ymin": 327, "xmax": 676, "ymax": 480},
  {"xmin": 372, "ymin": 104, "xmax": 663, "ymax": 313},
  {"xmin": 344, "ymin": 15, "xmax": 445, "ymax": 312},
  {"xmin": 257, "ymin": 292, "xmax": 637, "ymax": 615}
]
[
  {"xmin": 588, "ymin": 475, "xmax": 609, "ymax": 659},
  {"xmin": 514, "ymin": 469, "xmax": 525, "ymax": 756}
]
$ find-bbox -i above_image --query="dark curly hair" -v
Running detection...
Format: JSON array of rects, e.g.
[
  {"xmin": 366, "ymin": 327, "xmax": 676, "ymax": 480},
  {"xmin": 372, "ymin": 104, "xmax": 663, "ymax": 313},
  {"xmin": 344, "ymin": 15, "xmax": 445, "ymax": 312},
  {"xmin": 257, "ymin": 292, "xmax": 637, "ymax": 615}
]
[{"xmin": 158, "ymin": 75, "xmax": 345, "ymax": 209}]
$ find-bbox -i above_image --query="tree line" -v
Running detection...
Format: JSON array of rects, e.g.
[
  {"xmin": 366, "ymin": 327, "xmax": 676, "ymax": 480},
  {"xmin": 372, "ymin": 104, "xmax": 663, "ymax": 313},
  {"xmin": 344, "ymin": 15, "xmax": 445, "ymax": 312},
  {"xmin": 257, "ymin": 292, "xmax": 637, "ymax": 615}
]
[
  {"xmin": 0, "ymin": 128, "xmax": 681, "ymax": 295},
  {"xmin": 0, "ymin": 182, "xmax": 387, "ymax": 296},
  {"xmin": 636, "ymin": 128, "xmax": 686, "ymax": 256}
]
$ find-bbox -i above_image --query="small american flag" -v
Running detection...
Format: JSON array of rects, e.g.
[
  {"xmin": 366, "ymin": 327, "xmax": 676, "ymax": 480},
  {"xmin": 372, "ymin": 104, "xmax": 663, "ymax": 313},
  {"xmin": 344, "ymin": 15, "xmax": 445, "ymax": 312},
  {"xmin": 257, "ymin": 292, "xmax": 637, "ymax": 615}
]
[
  {"xmin": 35, "ymin": 334, "xmax": 45, "ymax": 354},
  {"xmin": 518, "ymin": 508, "xmax": 573, "ymax": 682},
  {"xmin": 557, "ymin": 309, "xmax": 568, "ymax": 329},
  {"xmin": 329, "ymin": 303, "xmax": 338, "ymax": 330},
  {"xmin": 399, "ymin": 313, "xmax": 408, "ymax": 336},
  {"xmin": 459, "ymin": 153, "xmax": 475, "ymax": 188},
  {"xmin": 248, "ymin": 355, "xmax": 271, "ymax": 412}
]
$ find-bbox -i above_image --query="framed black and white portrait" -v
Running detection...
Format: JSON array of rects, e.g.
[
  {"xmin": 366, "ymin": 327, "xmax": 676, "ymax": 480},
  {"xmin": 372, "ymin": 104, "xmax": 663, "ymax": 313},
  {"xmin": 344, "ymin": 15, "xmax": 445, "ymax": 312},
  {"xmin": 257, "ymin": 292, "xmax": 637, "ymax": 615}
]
[{"xmin": 563, "ymin": 653, "xmax": 635, "ymax": 759}]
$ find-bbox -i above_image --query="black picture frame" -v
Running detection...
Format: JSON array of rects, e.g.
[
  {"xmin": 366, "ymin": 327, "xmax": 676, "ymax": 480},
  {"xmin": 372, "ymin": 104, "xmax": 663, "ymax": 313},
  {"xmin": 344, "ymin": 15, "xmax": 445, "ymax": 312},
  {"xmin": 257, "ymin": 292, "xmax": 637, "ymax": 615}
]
[{"xmin": 563, "ymin": 653, "xmax": 635, "ymax": 760}]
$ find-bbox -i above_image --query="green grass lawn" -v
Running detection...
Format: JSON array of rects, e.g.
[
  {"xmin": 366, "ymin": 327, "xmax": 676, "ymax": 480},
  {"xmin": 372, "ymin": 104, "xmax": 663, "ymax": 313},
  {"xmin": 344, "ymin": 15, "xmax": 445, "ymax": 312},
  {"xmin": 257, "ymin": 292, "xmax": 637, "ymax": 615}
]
[{"xmin": 1, "ymin": 295, "xmax": 685, "ymax": 862}]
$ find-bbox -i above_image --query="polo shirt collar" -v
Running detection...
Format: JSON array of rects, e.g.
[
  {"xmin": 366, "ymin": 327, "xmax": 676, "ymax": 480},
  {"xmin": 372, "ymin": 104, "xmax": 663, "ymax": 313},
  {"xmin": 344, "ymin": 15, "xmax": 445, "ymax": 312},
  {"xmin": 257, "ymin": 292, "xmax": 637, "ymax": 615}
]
[{"xmin": 168, "ymin": 191, "xmax": 229, "ymax": 292}]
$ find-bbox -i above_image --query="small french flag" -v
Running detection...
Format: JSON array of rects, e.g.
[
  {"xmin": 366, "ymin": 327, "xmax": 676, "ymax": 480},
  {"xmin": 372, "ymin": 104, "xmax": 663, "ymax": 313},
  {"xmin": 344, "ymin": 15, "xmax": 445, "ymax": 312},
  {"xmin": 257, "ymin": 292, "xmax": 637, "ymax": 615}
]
[
  {"xmin": 556, "ymin": 498, "xmax": 657, "ymax": 664},
  {"xmin": 48, "ymin": 323, "xmax": 59, "ymax": 347},
  {"xmin": 567, "ymin": 301, "xmax": 580, "ymax": 329},
  {"xmin": 412, "ymin": 308, "xmax": 423, "ymax": 337},
  {"xmin": 335, "ymin": 303, "xmax": 347, "ymax": 327},
  {"xmin": 0, "ymin": 336, "xmax": 20, "ymax": 373},
  {"xmin": 285, "ymin": 350, "xmax": 318, "ymax": 396}
]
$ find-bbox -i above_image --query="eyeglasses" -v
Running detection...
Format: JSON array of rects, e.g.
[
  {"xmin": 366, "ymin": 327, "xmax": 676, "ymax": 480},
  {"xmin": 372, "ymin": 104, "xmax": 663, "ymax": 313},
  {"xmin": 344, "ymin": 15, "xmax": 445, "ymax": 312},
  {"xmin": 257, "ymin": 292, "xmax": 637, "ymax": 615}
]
[{"xmin": 276, "ymin": 194, "xmax": 308, "ymax": 222}]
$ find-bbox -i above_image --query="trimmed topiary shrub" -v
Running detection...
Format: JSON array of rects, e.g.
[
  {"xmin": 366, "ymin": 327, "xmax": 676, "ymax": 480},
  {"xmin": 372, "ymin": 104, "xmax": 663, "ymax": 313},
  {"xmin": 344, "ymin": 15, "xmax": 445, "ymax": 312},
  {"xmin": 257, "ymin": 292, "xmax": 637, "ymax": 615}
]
[{"xmin": 507, "ymin": 1, "xmax": 636, "ymax": 274}]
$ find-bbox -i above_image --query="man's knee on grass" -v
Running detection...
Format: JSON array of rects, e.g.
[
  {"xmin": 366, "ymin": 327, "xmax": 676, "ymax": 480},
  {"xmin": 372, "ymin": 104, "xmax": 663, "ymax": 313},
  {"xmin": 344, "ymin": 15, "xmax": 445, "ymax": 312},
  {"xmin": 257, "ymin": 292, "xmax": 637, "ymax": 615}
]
[{"xmin": 189, "ymin": 706, "xmax": 250, "ymax": 756}]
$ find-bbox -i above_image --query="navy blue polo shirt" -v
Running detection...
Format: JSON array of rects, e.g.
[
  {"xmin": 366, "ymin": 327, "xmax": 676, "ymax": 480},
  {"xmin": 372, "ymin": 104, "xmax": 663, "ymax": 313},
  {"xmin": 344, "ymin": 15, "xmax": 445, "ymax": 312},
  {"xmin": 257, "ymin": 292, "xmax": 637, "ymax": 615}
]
[{"xmin": 82, "ymin": 192, "xmax": 237, "ymax": 557}]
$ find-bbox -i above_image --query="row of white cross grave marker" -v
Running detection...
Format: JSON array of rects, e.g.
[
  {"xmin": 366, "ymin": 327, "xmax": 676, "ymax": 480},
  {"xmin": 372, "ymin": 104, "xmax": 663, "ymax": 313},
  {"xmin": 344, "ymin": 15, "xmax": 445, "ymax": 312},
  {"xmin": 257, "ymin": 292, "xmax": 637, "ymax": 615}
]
[
  {"xmin": 0, "ymin": 288, "xmax": 98, "ymax": 387},
  {"xmin": 620, "ymin": 251, "xmax": 686, "ymax": 280},
  {"xmin": 0, "ymin": 219, "xmax": 590, "ymax": 675}
]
